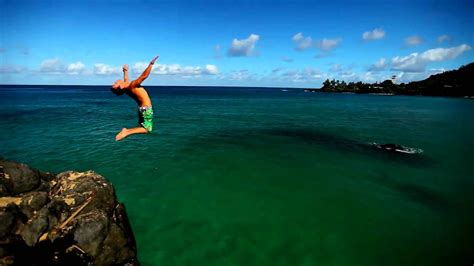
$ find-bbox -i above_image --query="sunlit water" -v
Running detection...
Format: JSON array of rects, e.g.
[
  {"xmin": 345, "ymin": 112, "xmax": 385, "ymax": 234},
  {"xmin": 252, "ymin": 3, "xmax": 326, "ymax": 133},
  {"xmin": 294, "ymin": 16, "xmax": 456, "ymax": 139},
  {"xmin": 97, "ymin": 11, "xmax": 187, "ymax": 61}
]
[{"xmin": 1, "ymin": 85, "xmax": 473, "ymax": 266}]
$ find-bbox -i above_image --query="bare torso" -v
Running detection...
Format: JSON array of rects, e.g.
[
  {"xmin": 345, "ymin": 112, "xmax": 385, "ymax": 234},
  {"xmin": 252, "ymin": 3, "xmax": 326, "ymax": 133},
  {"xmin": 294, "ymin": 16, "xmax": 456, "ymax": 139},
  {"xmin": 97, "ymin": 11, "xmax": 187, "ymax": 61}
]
[{"xmin": 126, "ymin": 86, "xmax": 152, "ymax": 107}]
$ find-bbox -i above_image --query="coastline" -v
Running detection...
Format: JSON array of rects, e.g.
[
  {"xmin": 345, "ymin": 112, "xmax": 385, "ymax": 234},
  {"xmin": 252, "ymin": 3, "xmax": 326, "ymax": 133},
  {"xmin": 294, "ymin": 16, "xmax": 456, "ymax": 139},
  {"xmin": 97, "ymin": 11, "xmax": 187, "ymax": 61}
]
[{"xmin": 306, "ymin": 62, "xmax": 474, "ymax": 97}]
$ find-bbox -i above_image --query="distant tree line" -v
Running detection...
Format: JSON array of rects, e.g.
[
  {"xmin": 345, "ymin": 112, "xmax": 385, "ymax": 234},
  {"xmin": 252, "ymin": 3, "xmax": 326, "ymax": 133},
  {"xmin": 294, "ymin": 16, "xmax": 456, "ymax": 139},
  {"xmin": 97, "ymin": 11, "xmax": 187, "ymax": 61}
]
[{"xmin": 318, "ymin": 62, "xmax": 473, "ymax": 97}]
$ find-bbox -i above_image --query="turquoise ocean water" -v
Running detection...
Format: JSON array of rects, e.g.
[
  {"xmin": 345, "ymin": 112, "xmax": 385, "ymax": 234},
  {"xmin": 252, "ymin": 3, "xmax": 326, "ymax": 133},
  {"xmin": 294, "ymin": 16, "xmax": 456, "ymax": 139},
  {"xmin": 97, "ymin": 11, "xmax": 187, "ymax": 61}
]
[{"xmin": 1, "ymin": 85, "xmax": 473, "ymax": 265}]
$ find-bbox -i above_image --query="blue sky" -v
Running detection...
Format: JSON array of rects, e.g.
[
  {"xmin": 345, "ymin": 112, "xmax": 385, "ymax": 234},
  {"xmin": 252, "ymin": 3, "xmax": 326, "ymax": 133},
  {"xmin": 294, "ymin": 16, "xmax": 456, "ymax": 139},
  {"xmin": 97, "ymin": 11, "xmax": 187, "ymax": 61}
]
[{"xmin": 1, "ymin": 0, "xmax": 473, "ymax": 87}]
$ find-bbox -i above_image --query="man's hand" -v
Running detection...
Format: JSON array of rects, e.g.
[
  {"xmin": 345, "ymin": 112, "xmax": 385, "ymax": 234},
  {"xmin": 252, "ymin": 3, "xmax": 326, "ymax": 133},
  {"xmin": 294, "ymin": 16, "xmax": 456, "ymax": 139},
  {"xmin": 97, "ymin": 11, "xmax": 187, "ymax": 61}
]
[
  {"xmin": 123, "ymin": 64, "xmax": 128, "ymax": 72},
  {"xmin": 150, "ymin": 56, "xmax": 159, "ymax": 65}
]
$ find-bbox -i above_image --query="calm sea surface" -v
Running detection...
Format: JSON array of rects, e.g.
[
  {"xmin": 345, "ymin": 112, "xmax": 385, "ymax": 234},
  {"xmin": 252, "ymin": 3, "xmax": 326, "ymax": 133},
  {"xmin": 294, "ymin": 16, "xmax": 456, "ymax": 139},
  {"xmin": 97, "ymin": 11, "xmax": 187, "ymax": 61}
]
[{"xmin": 1, "ymin": 85, "xmax": 473, "ymax": 265}]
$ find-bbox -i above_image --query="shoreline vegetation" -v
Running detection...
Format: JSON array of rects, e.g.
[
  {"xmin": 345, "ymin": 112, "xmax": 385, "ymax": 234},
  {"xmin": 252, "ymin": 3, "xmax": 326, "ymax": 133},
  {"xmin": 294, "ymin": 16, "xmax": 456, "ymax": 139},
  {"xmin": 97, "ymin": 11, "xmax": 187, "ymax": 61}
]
[{"xmin": 305, "ymin": 62, "xmax": 474, "ymax": 97}]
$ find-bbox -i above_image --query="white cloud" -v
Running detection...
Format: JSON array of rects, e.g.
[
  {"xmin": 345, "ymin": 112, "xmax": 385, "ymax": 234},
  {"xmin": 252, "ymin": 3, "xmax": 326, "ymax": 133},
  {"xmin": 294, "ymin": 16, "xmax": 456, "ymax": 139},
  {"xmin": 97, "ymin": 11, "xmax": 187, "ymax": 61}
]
[
  {"xmin": 392, "ymin": 54, "xmax": 423, "ymax": 72},
  {"xmin": 315, "ymin": 38, "xmax": 341, "ymax": 51},
  {"xmin": 182, "ymin": 66, "xmax": 202, "ymax": 75},
  {"xmin": 227, "ymin": 34, "xmax": 260, "ymax": 57},
  {"xmin": 281, "ymin": 56, "xmax": 293, "ymax": 62},
  {"xmin": 428, "ymin": 68, "xmax": 446, "ymax": 75},
  {"xmin": 280, "ymin": 67, "xmax": 326, "ymax": 82},
  {"xmin": 281, "ymin": 70, "xmax": 304, "ymax": 82},
  {"xmin": 405, "ymin": 35, "xmax": 423, "ymax": 46},
  {"xmin": 391, "ymin": 44, "xmax": 471, "ymax": 72},
  {"xmin": 396, "ymin": 71, "xmax": 433, "ymax": 83},
  {"xmin": 156, "ymin": 64, "xmax": 186, "ymax": 75},
  {"xmin": 94, "ymin": 63, "xmax": 121, "ymax": 75},
  {"xmin": 132, "ymin": 62, "xmax": 219, "ymax": 76},
  {"xmin": 131, "ymin": 62, "xmax": 150, "ymax": 74},
  {"xmin": 204, "ymin": 64, "xmax": 219, "ymax": 75},
  {"xmin": 340, "ymin": 71, "xmax": 355, "ymax": 79},
  {"xmin": 369, "ymin": 58, "xmax": 387, "ymax": 71},
  {"xmin": 67, "ymin": 62, "xmax": 86, "ymax": 74},
  {"xmin": 362, "ymin": 28, "xmax": 385, "ymax": 41},
  {"xmin": 292, "ymin": 33, "xmax": 341, "ymax": 52},
  {"xmin": 420, "ymin": 44, "xmax": 471, "ymax": 61},
  {"xmin": 303, "ymin": 68, "xmax": 324, "ymax": 79},
  {"xmin": 437, "ymin": 35, "xmax": 451, "ymax": 43},
  {"xmin": 327, "ymin": 64, "xmax": 357, "ymax": 81},
  {"xmin": 40, "ymin": 58, "xmax": 66, "ymax": 73},
  {"xmin": 292, "ymin": 32, "xmax": 313, "ymax": 51},
  {"xmin": 397, "ymin": 68, "xmax": 446, "ymax": 83},
  {"xmin": 40, "ymin": 59, "xmax": 90, "ymax": 75},
  {"xmin": 362, "ymin": 71, "xmax": 377, "ymax": 83}
]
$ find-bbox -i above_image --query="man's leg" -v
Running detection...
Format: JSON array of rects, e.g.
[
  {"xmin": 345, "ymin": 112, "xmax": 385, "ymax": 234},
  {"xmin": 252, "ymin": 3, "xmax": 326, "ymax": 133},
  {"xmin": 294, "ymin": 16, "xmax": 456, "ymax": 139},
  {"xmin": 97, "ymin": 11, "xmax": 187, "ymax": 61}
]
[{"xmin": 115, "ymin": 127, "xmax": 148, "ymax": 141}]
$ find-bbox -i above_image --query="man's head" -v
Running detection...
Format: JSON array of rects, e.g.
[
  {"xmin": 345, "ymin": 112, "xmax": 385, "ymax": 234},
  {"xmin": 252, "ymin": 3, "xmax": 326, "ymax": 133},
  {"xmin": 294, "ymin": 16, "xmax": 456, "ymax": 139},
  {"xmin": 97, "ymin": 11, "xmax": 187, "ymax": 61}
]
[
  {"xmin": 111, "ymin": 80, "xmax": 127, "ymax": 95},
  {"xmin": 112, "ymin": 79, "xmax": 124, "ymax": 89}
]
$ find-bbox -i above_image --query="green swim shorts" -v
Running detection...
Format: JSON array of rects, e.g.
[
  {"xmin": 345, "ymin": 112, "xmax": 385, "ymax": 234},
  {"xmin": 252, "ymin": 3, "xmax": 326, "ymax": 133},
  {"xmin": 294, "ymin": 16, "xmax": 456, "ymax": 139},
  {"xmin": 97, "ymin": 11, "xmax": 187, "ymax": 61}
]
[{"xmin": 138, "ymin": 106, "xmax": 153, "ymax": 132}]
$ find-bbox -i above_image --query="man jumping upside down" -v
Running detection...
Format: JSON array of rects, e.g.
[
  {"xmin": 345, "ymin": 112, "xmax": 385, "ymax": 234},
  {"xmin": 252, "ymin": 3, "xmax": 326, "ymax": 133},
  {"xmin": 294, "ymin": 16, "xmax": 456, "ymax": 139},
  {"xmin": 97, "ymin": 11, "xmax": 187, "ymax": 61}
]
[{"xmin": 111, "ymin": 55, "xmax": 158, "ymax": 141}]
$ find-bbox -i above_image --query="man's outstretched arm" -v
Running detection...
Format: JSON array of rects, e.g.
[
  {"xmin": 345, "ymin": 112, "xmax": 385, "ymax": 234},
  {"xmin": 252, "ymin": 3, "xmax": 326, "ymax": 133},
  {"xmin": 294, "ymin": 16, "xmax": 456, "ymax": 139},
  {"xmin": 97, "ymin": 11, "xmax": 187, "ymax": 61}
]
[
  {"xmin": 123, "ymin": 64, "xmax": 129, "ymax": 82},
  {"xmin": 130, "ymin": 56, "xmax": 159, "ymax": 87}
]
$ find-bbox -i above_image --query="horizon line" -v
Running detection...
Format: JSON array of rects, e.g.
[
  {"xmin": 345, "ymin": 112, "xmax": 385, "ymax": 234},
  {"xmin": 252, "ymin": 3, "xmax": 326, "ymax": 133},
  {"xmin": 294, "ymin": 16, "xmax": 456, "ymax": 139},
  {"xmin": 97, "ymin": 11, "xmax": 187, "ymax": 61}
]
[{"xmin": 0, "ymin": 84, "xmax": 319, "ymax": 89}]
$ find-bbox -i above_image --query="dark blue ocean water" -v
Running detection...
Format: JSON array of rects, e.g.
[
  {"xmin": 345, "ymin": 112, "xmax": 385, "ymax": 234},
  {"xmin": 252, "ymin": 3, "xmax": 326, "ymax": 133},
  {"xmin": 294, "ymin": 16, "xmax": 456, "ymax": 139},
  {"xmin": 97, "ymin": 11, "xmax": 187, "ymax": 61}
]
[{"xmin": 1, "ymin": 85, "xmax": 473, "ymax": 265}]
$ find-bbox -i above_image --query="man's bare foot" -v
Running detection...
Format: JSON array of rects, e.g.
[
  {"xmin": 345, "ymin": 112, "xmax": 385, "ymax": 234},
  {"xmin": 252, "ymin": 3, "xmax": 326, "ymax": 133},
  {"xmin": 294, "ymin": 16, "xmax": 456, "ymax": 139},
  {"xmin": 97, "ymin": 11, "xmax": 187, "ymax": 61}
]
[{"xmin": 115, "ymin": 128, "xmax": 128, "ymax": 141}]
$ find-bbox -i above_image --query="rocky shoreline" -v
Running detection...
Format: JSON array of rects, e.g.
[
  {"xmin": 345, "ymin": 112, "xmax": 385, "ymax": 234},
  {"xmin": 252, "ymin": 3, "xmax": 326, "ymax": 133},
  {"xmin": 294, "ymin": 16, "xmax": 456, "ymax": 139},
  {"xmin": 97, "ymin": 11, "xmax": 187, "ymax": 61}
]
[{"xmin": 0, "ymin": 157, "xmax": 139, "ymax": 265}]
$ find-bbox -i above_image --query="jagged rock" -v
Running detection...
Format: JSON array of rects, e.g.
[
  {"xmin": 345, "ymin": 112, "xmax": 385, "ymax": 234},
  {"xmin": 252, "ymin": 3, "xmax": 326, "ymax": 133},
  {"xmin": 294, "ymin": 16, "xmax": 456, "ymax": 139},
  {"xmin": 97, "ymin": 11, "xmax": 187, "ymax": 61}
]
[
  {"xmin": 20, "ymin": 191, "xmax": 49, "ymax": 219},
  {"xmin": 0, "ymin": 184, "xmax": 8, "ymax": 197},
  {"xmin": 39, "ymin": 171, "xmax": 55, "ymax": 182},
  {"xmin": 0, "ymin": 160, "xmax": 41, "ymax": 195},
  {"xmin": 53, "ymin": 171, "xmax": 116, "ymax": 216},
  {"xmin": 73, "ymin": 210, "xmax": 109, "ymax": 257},
  {"xmin": 96, "ymin": 203, "xmax": 137, "ymax": 265},
  {"xmin": 0, "ymin": 158, "xmax": 139, "ymax": 265},
  {"xmin": 0, "ymin": 211, "xmax": 14, "ymax": 239},
  {"xmin": 20, "ymin": 207, "xmax": 49, "ymax": 246},
  {"xmin": 0, "ymin": 256, "xmax": 14, "ymax": 265}
]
